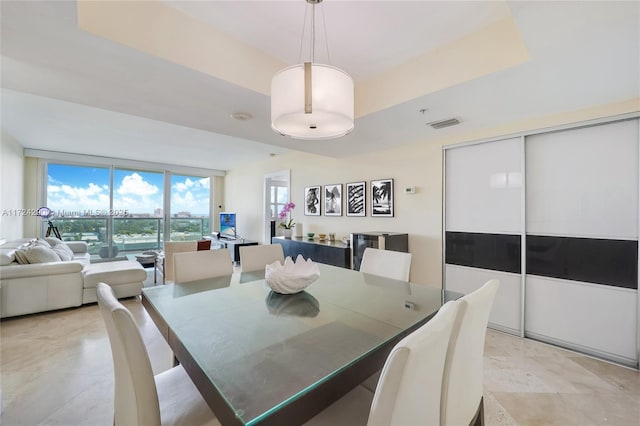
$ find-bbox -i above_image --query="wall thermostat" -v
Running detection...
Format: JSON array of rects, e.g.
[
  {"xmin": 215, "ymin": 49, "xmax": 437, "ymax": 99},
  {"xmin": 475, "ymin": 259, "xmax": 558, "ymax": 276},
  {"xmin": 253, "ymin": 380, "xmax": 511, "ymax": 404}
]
[{"xmin": 404, "ymin": 187, "xmax": 416, "ymax": 194}]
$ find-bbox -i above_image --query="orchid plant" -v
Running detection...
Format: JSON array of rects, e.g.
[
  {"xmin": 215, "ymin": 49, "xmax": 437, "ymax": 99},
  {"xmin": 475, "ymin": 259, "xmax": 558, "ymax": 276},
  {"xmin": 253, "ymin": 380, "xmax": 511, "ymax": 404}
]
[{"xmin": 278, "ymin": 202, "xmax": 296, "ymax": 229}]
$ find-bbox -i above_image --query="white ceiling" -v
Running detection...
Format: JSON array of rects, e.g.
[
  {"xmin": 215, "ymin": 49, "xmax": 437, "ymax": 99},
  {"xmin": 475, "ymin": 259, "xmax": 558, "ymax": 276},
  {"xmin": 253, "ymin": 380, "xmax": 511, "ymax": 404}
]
[{"xmin": 1, "ymin": 1, "xmax": 638, "ymax": 171}]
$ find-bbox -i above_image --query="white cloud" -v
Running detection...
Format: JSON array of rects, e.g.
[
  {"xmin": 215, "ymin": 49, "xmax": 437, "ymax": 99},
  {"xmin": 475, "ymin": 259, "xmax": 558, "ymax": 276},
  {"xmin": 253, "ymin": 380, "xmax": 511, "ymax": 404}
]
[
  {"xmin": 112, "ymin": 193, "xmax": 162, "ymax": 214},
  {"xmin": 172, "ymin": 177, "xmax": 210, "ymax": 193},
  {"xmin": 46, "ymin": 173, "xmax": 208, "ymax": 216},
  {"xmin": 171, "ymin": 191, "xmax": 209, "ymax": 215},
  {"xmin": 169, "ymin": 177, "xmax": 210, "ymax": 215},
  {"xmin": 199, "ymin": 177, "xmax": 210, "ymax": 189},
  {"xmin": 117, "ymin": 173, "xmax": 159, "ymax": 196},
  {"xmin": 47, "ymin": 182, "xmax": 110, "ymax": 212},
  {"xmin": 47, "ymin": 175, "xmax": 63, "ymax": 185}
]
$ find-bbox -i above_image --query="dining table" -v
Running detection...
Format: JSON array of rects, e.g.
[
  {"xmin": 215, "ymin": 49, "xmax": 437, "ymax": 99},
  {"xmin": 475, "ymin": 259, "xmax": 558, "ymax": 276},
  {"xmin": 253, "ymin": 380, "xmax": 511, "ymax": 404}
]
[{"xmin": 141, "ymin": 263, "xmax": 462, "ymax": 426}]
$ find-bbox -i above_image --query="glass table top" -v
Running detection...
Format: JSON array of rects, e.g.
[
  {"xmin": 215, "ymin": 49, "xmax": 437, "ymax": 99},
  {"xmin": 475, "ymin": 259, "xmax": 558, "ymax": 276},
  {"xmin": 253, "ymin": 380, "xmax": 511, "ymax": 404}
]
[{"xmin": 142, "ymin": 263, "xmax": 461, "ymax": 425}]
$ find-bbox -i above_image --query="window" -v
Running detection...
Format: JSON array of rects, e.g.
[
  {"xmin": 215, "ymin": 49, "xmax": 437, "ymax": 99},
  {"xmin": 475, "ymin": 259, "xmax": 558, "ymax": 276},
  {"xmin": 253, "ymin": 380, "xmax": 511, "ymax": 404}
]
[
  {"xmin": 169, "ymin": 174, "xmax": 210, "ymax": 241},
  {"xmin": 45, "ymin": 163, "xmax": 213, "ymax": 256},
  {"xmin": 46, "ymin": 164, "xmax": 110, "ymax": 254},
  {"xmin": 270, "ymin": 181, "xmax": 289, "ymax": 221},
  {"xmin": 112, "ymin": 168, "xmax": 164, "ymax": 252}
]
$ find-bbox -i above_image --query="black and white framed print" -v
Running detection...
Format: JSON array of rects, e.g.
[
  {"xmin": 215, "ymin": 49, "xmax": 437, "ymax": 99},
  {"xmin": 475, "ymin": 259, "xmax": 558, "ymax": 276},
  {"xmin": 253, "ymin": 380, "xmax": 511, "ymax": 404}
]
[
  {"xmin": 323, "ymin": 184, "xmax": 342, "ymax": 216},
  {"xmin": 346, "ymin": 181, "xmax": 366, "ymax": 217},
  {"xmin": 304, "ymin": 186, "xmax": 321, "ymax": 216},
  {"xmin": 371, "ymin": 178, "xmax": 394, "ymax": 217}
]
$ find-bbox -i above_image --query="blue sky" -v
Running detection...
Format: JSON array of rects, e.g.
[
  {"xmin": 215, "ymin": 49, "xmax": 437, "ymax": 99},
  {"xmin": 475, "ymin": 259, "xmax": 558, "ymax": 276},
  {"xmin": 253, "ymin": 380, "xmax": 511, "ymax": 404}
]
[{"xmin": 47, "ymin": 164, "xmax": 209, "ymax": 216}]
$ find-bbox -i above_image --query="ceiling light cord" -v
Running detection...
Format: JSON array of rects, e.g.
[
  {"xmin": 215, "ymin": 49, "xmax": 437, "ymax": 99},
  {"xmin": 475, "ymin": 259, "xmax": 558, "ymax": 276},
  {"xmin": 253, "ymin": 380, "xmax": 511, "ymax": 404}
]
[
  {"xmin": 298, "ymin": 3, "xmax": 309, "ymax": 64},
  {"xmin": 311, "ymin": 2, "xmax": 316, "ymax": 62},
  {"xmin": 298, "ymin": 1, "xmax": 330, "ymax": 65},
  {"xmin": 320, "ymin": 2, "xmax": 331, "ymax": 64}
]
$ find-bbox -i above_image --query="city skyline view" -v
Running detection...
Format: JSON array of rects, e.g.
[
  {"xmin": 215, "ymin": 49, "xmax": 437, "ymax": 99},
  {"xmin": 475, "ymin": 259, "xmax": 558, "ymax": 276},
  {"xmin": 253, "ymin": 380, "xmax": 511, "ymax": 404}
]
[{"xmin": 47, "ymin": 164, "xmax": 210, "ymax": 217}]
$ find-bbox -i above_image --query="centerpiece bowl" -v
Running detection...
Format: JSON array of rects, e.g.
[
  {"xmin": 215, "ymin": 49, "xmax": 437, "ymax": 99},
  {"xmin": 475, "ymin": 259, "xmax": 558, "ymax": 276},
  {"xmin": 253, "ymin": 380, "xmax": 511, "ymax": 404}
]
[{"xmin": 265, "ymin": 255, "xmax": 320, "ymax": 294}]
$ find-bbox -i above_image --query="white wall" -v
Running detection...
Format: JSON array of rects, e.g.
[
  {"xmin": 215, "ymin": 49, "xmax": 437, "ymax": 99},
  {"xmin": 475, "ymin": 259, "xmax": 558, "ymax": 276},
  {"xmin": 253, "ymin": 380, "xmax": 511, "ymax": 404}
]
[
  {"xmin": 0, "ymin": 130, "xmax": 25, "ymax": 241},
  {"xmin": 225, "ymin": 142, "xmax": 444, "ymax": 287}
]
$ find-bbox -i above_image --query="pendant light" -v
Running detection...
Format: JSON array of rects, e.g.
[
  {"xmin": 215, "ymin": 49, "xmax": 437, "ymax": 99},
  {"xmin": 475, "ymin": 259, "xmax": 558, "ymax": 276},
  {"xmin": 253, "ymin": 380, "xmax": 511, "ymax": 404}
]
[{"xmin": 271, "ymin": 0, "xmax": 354, "ymax": 140}]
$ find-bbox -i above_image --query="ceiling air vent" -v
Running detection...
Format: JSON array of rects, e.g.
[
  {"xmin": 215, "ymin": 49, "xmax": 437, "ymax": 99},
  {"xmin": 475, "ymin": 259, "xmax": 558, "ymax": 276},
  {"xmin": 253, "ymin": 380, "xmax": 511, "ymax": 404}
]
[{"xmin": 428, "ymin": 118, "xmax": 460, "ymax": 129}]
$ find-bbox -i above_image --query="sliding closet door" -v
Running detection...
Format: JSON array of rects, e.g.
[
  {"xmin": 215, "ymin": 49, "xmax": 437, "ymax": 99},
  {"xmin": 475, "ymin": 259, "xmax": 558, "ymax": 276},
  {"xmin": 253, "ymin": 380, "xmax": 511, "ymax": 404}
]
[
  {"xmin": 445, "ymin": 137, "xmax": 523, "ymax": 335},
  {"xmin": 525, "ymin": 119, "xmax": 639, "ymax": 366}
]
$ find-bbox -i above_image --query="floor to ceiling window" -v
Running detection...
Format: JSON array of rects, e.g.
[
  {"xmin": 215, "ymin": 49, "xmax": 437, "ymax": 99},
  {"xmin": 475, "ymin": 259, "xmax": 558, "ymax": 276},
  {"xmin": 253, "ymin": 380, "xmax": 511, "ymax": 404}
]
[
  {"xmin": 45, "ymin": 162, "xmax": 211, "ymax": 257},
  {"xmin": 46, "ymin": 164, "xmax": 111, "ymax": 255},
  {"xmin": 169, "ymin": 174, "xmax": 210, "ymax": 241},
  {"xmin": 112, "ymin": 168, "xmax": 164, "ymax": 253}
]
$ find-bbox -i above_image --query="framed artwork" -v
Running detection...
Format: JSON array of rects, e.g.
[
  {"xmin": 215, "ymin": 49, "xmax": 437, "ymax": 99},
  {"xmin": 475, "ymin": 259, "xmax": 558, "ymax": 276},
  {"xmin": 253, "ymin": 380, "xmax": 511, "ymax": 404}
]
[
  {"xmin": 323, "ymin": 184, "xmax": 342, "ymax": 216},
  {"xmin": 371, "ymin": 178, "xmax": 394, "ymax": 217},
  {"xmin": 304, "ymin": 186, "xmax": 321, "ymax": 216},
  {"xmin": 346, "ymin": 181, "xmax": 366, "ymax": 217}
]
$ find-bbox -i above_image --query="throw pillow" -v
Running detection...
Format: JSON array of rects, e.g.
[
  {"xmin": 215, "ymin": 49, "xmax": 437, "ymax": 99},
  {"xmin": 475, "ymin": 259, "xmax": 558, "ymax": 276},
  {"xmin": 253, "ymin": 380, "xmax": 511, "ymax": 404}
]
[
  {"xmin": 13, "ymin": 249, "xmax": 30, "ymax": 264},
  {"xmin": 52, "ymin": 244, "xmax": 74, "ymax": 261},
  {"xmin": 24, "ymin": 246, "xmax": 61, "ymax": 264},
  {"xmin": 34, "ymin": 238, "xmax": 52, "ymax": 248},
  {"xmin": 45, "ymin": 237, "xmax": 64, "ymax": 247}
]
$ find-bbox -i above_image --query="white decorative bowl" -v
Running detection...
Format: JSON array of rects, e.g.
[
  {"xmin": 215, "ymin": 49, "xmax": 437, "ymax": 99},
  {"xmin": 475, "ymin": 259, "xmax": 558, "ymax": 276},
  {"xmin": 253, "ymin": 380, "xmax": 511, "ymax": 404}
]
[{"xmin": 265, "ymin": 255, "xmax": 320, "ymax": 294}]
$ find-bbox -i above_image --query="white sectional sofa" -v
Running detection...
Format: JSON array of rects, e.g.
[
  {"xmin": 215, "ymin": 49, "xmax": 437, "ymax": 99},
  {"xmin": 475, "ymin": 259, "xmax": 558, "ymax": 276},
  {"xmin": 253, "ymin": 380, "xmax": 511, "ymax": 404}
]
[{"xmin": 0, "ymin": 238, "xmax": 147, "ymax": 318}]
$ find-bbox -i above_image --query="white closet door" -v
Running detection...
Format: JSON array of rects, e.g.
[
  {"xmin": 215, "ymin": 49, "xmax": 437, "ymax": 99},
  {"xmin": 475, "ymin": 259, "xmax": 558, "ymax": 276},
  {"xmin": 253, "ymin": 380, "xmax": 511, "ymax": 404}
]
[
  {"xmin": 445, "ymin": 137, "xmax": 523, "ymax": 334},
  {"xmin": 446, "ymin": 137, "xmax": 522, "ymax": 234},
  {"xmin": 525, "ymin": 119, "xmax": 639, "ymax": 367},
  {"xmin": 527, "ymin": 120, "xmax": 638, "ymax": 239}
]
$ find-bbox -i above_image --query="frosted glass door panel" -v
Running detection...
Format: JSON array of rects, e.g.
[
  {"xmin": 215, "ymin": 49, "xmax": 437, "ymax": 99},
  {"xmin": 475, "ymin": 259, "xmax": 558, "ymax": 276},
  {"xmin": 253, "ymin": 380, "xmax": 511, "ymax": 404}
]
[
  {"xmin": 526, "ymin": 120, "xmax": 639, "ymax": 239},
  {"xmin": 445, "ymin": 265, "xmax": 521, "ymax": 334},
  {"xmin": 446, "ymin": 137, "xmax": 522, "ymax": 233},
  {"xmin": 525, "ymin": 275, "xmax": 638, "ymax": 366}
]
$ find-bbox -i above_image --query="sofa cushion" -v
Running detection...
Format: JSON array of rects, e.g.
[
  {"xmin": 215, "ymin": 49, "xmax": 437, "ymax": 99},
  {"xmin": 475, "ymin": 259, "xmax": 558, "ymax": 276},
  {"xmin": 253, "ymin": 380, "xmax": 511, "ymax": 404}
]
[
  {"xmin": 23, "ymin": 245, "xmax": 60, "ymax": 264},
  {"xmin": 0, "ymin": 248, "xmax": 16, "ymax": 265},
  {"xmin": 0, "ymin": 238, "xmax": 32, "ymax": 249},
  {"xmin": 64, "ymin": 241, "xmax": 89, "ymax": 254},
  {"xmin": 52, "ymin": 244, "xmax": 74, "ymax": 261},
  {"xmin": 82, "ymin": 260, "xmax": 147, "ymax": 288}
]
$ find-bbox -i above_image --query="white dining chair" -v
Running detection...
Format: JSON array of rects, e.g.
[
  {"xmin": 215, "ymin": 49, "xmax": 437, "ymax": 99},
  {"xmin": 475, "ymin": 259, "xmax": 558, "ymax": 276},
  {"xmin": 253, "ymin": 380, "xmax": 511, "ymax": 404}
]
[
  {"xmin": 163, "ymin": 241, "xmax": 197, "ymax": 283},
  {"xmin": 96, "ymin": 283, "xmax": 219, "ymax": 426},
  {"xmin": 305, "ymin": 300, "xmax": 462, "ymax": 426},
  {"xmin": 239, "ymin": 244, "xmax": 285, "ymax": 272},
  {"xmin": 359, "ymin": 248, "xmax": 412, "ymax": 281},
  {"xmin": 173, "ymin": 249, "xmax": 233, "ymax": 283},
  {"xmin": 441, "ymin": 279, "xmax": 499, "ymax": 426}
]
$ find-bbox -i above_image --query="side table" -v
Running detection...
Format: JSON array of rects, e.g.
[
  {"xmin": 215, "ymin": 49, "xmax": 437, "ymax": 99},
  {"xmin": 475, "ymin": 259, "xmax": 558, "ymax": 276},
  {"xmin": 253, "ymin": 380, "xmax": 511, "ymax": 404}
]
[{"xmin": 128, "ymin": 253, "xmax": 163, "ymax": 284}]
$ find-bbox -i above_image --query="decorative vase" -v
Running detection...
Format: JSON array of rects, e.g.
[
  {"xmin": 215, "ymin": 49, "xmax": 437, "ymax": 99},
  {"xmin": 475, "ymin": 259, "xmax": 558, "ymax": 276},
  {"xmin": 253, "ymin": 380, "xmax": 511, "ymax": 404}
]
[{"xmin": 283, "ymin": 228, "xmax": 293, "ymax": 239}]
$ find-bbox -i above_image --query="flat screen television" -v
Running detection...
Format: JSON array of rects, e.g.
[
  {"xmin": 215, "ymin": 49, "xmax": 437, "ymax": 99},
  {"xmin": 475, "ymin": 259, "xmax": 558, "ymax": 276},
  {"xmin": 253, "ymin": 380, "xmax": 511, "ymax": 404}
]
[{"xmin": 219, "ymin": 212, "xmax": 237, "ymax": 239}]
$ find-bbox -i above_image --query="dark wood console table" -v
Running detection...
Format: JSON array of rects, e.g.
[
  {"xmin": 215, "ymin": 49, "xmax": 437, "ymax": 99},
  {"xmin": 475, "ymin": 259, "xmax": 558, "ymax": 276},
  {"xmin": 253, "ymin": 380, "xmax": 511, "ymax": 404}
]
[{"xmin": 272, "ymin": 236, "xmax": 351, "ymax": 269}]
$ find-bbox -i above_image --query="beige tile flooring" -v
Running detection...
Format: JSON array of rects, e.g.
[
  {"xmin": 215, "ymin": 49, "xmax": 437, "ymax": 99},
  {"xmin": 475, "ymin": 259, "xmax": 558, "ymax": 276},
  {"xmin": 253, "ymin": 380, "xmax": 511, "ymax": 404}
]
[{"xmin": 1, "ymin": 295, "xmax": 638, "ymax": 425}]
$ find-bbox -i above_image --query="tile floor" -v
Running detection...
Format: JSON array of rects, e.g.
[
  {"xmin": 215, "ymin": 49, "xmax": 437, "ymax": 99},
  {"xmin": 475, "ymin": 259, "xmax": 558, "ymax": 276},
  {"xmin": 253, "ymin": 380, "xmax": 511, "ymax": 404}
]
[{"xmin": 1, "ymin": 276, "xmax": 638, "ymax": 425}]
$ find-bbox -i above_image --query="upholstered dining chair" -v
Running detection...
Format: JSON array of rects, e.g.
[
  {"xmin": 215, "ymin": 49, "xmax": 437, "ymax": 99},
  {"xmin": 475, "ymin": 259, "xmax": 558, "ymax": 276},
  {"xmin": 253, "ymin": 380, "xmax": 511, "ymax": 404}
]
[
  {"xmin": 163, "ymin": 241, "xmax": 197, "ymax": 283},
  {"xmin": 197, "ymin": 239, "xmax": 212, "ymax": 251},
  {"xmin": 305, "ymin": 300, "xmax": 462, "ymax": 426},
  {"xmin": 359, "ymin": 248, "xmax": 412, "ymax": 282},
  {"xmin": 239, "ymin": 244, "xmax": 285, "ymax": 272},
  {"xmin": 173, "ymin": 249, "xmax": 233, "ymax": 283},
  {"xmin": 441, "ymin": 279, "xmax": 500, "ymax": 426},
  {"xmin": 96, "ymin": 283, "xmax": 218, "ymax": 426}
]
